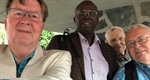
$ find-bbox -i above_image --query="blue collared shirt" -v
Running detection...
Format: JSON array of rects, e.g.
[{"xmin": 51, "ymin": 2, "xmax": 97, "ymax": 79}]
[
  {"xmin": 113, "ymin": 60, "xmax": 150, "ymax": 80},
  {"xmin": 13, "ymin": 51, "xmax": 35, "ymax": 77}
]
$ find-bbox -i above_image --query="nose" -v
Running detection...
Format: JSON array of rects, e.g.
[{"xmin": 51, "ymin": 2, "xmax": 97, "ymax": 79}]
[
  {"xmin": 20, "ymin": 13, "xmax": 31, "ymax": 25},
  {"xmin": 115, "ymin": 39, "xmax": 121, "ymax": 45},
  {"xmin": 134, "ymin": 41, "xmax": 141, "ymax": 48},
  {"xmin": 84, "ymin": 12, "xmax": 90, "ymax": 18}
]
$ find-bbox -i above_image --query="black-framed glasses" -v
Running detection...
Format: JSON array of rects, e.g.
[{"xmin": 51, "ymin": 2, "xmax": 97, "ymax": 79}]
[
  {"xmin": 76, "ymin": 10, "xmax": 98, "ymax": 17},
  {"xmin": 7, "ymin": 8, "xmax": 44, "ymax": 22},
  {"xmin": 126, "ymin": 36, "xmax": 150, "ymax": 48}
]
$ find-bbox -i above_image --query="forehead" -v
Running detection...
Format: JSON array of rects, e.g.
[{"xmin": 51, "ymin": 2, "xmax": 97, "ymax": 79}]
[
  {"xmin": 76, "ymin": 1, "xmax": 97, "ymax": 10},
  {"xmin": 108, "ymin": 29, "xmax": 125, "ymax": 37},
  {"xmin": 11, "ymin": 0, "xmax": 41, "ymax": 12},
  {"xmin": 126, "ymin": 27, "xmax": 150, "ymax": 40},
  {"xmin": 109, "ymin": 28, "xmax": 124, "ymax": 33}
]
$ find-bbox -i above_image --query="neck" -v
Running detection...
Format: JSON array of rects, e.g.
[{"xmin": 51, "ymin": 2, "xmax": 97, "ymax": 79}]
[
  {"xmin": 118, "ymin": 51, "xmax": 125, "ymax": 56},
  {"xmin": 14, "ymin": 54, "xmax": 26, "ymax": 64},
  {"xmin": 82, "ymin": 33, "xmax": 95, "ymax": 46},
  {"xmin": 9, "ymin": 43, "xmax": 37, "ymax": 64}
]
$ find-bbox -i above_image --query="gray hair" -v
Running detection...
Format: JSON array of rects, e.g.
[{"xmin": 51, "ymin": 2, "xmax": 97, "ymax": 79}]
[
  {"xmin": 127, "ymin": 24, "xmax": 150, "ymax": 33},
  {"xmin": 105, "ymin": 26, "xmax": 125, "ymax": 41}
]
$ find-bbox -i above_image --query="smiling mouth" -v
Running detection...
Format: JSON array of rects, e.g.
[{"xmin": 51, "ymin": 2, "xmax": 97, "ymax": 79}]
[
  {"xmin": 18, "ymin": 30, "xmax": 31, "ymax": 33},
  {"xmin": 135, "ymin": 50, "xmax": 145, "ymax": 54},
  {"xmin": 82, "ymin": 22, "xmax": 92, "ymax": 26},
  {"xmin": 84, "ymin": 23, "xmax": 90, "ymax": 25}
]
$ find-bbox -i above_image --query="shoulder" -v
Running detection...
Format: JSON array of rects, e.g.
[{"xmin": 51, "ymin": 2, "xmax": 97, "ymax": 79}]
[
  {"xmin": 69, "ymin": 31, "xmax": 79, "ymax": 37},
  {"xmin": 44, "ymin": 49, "xmax": 71, "ymax": 61},
  {"xmin": 113, "ymin": 66, "xmax": 125, "ymax": 80},
  {"xmin": 37, "ymin": 49, "xmax": 72, "ymax": 80},
  {"xmin": 51, "ymin": 34, "xmax": 69, "ymax": 41},
  {"xmin": 100, "ymin": 39, "xmax": 116, "ymax": 52},
  {"xmin": 45, "ymin": 49, "xmax": 70, "ymax": 55},
  {"xmin": 100, "ymin": 39, "xmax": 112, "ymax": 47},
  {"xmin": 0, "ymin": 45, "xmax": 8, "ymax": 53}
]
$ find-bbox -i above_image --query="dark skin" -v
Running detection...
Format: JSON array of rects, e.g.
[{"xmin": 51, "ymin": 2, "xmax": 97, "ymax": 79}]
[{"xmin": 74, "ymin": 1, "xmax": 99, "ymax": 46}]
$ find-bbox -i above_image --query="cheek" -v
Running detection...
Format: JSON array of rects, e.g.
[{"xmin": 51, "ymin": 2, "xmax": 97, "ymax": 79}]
[
  {"xmin": 110, "ymin": 43, "xmax": 115, "ymax": 47},
  {"xmin": 5, "ymin": 19, "xmax": 16, "ymax": 32},
  {"xmin": 109, "ymin": 42, "xmax": 116, "ymax": 46},
  {"xmin": 121, "ymin": 40, "xmax": 125, "ymax": 43},
  {"xmin": 7, "ymin": 18, "xmax": 19, "ymax": 27},
  {"xmin": 128, "ymin": 49, "xmax": 135, "ymax": 57},
  {"xmin": 145, "ymin": 42, "xmax": 150, "ymax": 48},
  {"xmin": 33, "ymin": 23, "xmax": 44, "ymax": 33}
]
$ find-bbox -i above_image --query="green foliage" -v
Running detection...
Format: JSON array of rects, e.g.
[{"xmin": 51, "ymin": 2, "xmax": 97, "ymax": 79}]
[
  {"xmin": 39, "ymin": 30, "xmax": 54, "ymax": 50},
  {"xmin": 0, "ymin": 32, "xmax": 5, "ymax": 44},
  {"xmin": 0, "ymin": 25, "xmax": 6, "ymax": 44}
]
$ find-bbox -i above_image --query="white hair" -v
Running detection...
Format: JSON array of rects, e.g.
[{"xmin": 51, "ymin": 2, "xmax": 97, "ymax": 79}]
[
  {"xmin": 105, "ymin": 26, "xmax": 125, "ymax": 41},
  {"xmin": 127, "ymin": 24, "xmax": 150, "ymax": 33}
]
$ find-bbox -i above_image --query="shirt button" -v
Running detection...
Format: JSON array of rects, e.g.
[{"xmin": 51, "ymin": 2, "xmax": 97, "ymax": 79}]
[{"xmin": 93, "ymin": 72, "xmax": 94, "ymax": 74}]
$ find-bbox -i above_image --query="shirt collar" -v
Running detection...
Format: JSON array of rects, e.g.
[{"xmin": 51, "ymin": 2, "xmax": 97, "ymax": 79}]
[
  {"xmin": 78, "ymin": 32, "xmax": 101, "ymax": 44},
  {"xmin": 134, "ymin": 60, "xmax": 149, "ymax": 69},
  {"xmin": 12, "ymin": 50, "xmax": 35, "ymax": 64}
]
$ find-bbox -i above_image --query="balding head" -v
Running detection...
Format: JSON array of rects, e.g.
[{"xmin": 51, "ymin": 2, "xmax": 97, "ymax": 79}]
[{"xmin": 75, "ymin": 0, "xmax": 98, "ymax": 12}]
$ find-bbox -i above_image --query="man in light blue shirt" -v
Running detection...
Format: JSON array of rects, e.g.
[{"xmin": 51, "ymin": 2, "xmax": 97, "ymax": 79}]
[{"xmin": 113, "ymin": 24, "xmax": 150, "ymax": 80}]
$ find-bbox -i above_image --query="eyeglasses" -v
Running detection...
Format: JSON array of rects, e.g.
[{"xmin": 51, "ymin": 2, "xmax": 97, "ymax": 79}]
[
  {"xmin": 76, "ymin": 10, "xmax": 98, "ymax": 17},
  {"xmin": 126, "ymin": 36, "xmax": 150, "ymax": 48},
  {"xmin": 7, "ymin": 8, "xmax": 44, "ymax": 22}
]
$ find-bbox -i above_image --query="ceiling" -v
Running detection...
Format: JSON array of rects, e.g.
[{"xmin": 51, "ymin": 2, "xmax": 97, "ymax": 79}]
[{"xmin": 0, "ymin": 0, "xmax": 150, "ymax": 33}]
